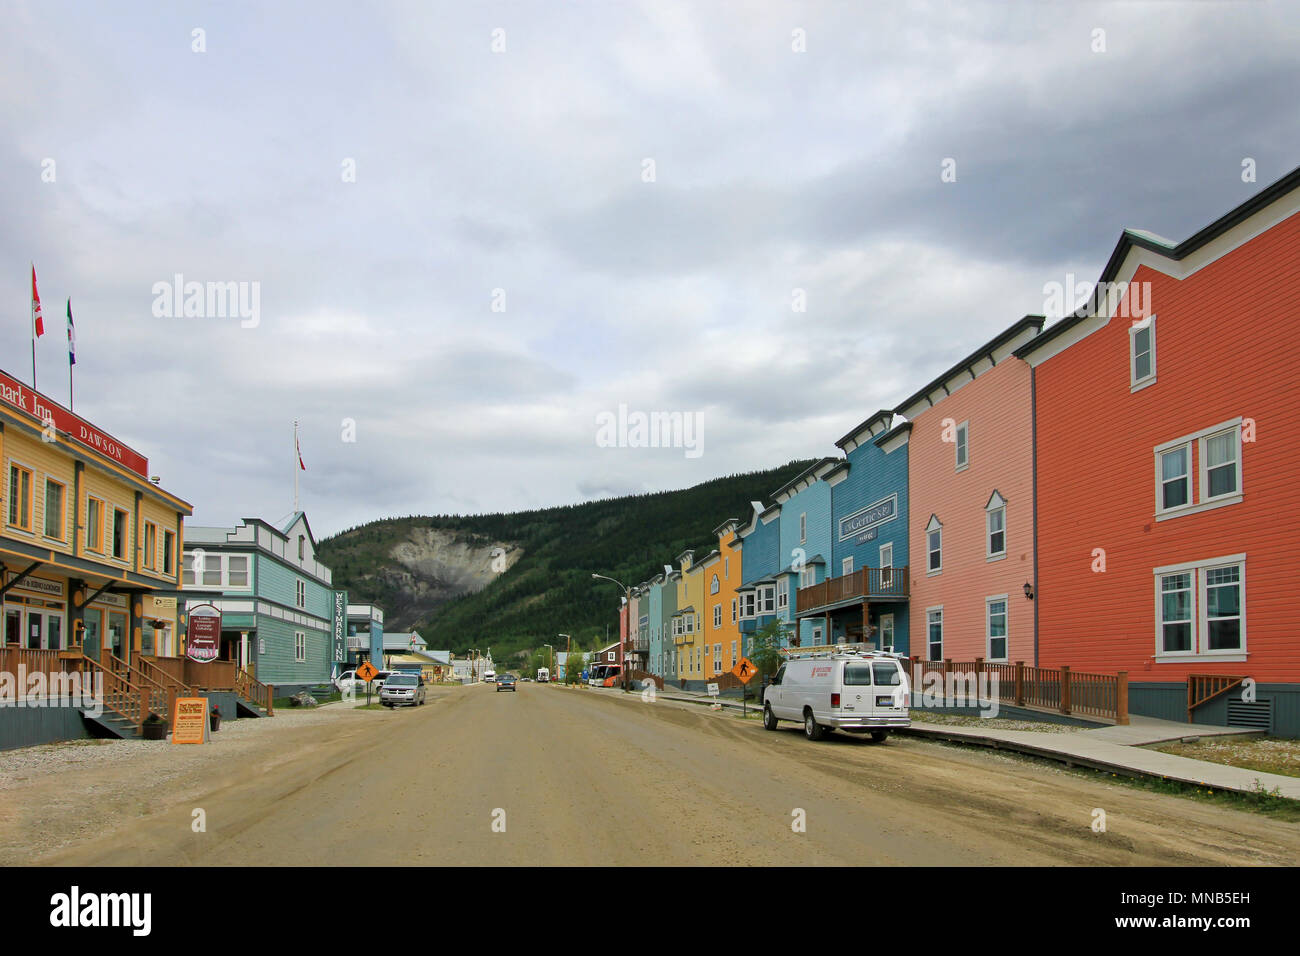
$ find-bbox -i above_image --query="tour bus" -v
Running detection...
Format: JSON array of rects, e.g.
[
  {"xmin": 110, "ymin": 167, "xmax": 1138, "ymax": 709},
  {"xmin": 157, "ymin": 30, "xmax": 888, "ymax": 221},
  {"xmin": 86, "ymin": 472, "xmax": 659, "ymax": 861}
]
[
  {"xmin": 761, "ymin": 643, "xmax": 910, "ymax": 742},
  {"xmin": 537, "ymin": 667, "xmax": 550, "ymax": 683},
  {"xmin": 587, "ymin": 663, "xmax": 622, "ymax": 687}
]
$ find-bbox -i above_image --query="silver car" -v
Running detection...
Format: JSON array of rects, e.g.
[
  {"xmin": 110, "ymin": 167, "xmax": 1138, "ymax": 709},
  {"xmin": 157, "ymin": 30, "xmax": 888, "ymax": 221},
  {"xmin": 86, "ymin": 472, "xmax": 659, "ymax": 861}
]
[{"xmin": 379, "ymin": 673, "xmax": 427, "ymax": 707}]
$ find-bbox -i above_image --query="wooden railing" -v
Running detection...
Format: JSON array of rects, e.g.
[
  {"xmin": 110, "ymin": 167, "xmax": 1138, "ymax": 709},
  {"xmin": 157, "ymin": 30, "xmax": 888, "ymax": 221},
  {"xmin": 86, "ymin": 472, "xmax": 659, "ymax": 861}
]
[
  {"xmin": 137, "ymin": 656, "xmax": 195, "ymax": 700},
  {"xmin": 104, "ymin": 653, "xmax": 173, "ymax": 721},
  {"xmin": 75, "ymin": 654, "xmax": 145, "ymax": 731},
  {"xmin": 909, "ymin": 657, "xmax": 1128, "ymax": 725},
  {"xmin": 235, "ymin": 668, "xmax": 275, "ymax": 715},
  {"xmin": 796, "ymin": 566, "xmax": 909, "ymax": 613},
  {"xmin": 1187, "ymin": 674, "xmax": 1247, "ymax": 723},
  {"xmin": 0, "ymin": 646, "xmax": 65, "ymax": 679}
]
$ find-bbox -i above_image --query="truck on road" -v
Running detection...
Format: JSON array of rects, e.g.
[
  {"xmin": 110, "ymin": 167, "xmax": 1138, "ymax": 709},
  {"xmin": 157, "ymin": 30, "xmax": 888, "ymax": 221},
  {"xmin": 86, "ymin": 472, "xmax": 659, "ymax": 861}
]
[{"xmin": 537, "ymin": 667, "xmax": 550, "ymax": 683}]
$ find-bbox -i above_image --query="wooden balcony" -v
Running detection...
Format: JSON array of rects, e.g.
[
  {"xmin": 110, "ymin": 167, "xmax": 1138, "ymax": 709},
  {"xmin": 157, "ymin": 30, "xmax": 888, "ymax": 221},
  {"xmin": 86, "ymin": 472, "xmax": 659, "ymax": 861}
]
[{"xmin": 795, "ymin": 566, "xmax": 908, "ymax": 615}]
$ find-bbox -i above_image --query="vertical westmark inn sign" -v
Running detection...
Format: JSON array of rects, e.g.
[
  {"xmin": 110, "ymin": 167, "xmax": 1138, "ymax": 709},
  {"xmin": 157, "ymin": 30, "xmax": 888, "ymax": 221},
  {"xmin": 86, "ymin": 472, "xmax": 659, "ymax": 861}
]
[
  {"xmin": 0, "ymin": 369, "xmax": 150, "ymax": 477},
  {"xmin": 332, "ymin": 591, "xmax": 348, "ymax": 663}
]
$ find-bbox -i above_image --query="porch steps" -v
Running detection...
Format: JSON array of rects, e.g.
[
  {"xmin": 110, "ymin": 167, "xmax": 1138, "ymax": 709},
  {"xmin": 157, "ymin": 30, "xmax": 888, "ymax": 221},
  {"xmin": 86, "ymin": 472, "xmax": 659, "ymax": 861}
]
[
  {"xmin": 235, "ymin": 698, "xmax": 267, "ymax": 718},
  {"xmin": 80, "ymin": 708, "xmax": 142, "ymax": 740}
]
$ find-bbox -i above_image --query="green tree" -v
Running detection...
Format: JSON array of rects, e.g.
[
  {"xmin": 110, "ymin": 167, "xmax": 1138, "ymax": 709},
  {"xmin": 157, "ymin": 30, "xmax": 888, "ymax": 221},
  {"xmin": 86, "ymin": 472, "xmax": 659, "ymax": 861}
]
[{"xmin": 750, "ymin": 619, "xmax": 788, "ymax": 678}]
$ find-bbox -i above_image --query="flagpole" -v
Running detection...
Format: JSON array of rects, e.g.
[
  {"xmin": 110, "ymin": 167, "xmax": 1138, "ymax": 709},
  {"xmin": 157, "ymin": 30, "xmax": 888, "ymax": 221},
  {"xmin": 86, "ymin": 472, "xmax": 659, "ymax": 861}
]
[
  {"xmin": 67, "ymin": 298, "xmax": 74, "ymax": 410},
  {"xmin": 30, "ymin": 263, "xmax": 37, "ymax": 390}
]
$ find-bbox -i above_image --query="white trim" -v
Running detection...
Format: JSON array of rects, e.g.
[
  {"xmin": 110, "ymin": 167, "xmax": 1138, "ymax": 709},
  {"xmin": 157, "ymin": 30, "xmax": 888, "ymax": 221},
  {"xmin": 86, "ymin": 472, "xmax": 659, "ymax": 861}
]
[
  {"xmin": 1129, "ymin": 314, "xmax": 1157, "ymax": 391},
  {"xmin": 1153, "ymin": 418, "xmax": 1244, "ymax": 520},
  {"xmin": 1152, "ymin": 555, "xmax": 1247, "ymax": 660},
  {"xmin": 879, "ymin": 542, "xmax": 894, "ymax": 588},
  {"xmin": 955, "ymin": 420, "xmax": 970, "ymax": 472},
  {"xmin": 925, "ymin": 605, "xmax": 944, "ymax": 661},
  {"xmin": 986, "ymin": 501, "xmax": 1006, "ymax": 561},
  {"xmin": 1198, "ymin": 423, "xmax": 1243, "ymax": 506},
  {"xmin": 926, "ymin": 520, "xmax": 942, "ymax": 576},
  {"xmin": 985, "ymin": 594, "xmax": 1009, "ymax": 662}
]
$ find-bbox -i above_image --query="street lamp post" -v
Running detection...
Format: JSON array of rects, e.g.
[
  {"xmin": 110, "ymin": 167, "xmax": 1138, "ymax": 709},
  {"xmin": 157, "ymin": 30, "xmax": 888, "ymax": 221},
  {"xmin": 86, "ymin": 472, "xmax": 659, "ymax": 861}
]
[
  {"xmin": 543, "ymin": 643, "xmax": 554, "ymax": 681},
  {"xmin": 591, "ymin": 573, "xmax": 632, "ymax": 692}
]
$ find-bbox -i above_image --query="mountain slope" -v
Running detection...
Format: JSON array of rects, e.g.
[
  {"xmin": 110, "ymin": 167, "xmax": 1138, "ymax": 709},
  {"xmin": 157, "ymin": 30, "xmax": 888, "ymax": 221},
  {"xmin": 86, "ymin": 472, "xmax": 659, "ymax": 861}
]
[{"xmin": 317, "ymin": 460, "xmax": 812, "ymax": 660}]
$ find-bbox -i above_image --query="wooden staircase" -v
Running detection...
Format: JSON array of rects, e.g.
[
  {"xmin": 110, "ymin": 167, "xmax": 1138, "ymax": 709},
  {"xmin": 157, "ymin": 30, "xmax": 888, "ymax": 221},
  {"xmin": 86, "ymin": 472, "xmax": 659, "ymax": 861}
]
[
  {"xmin": 1187, "ymin": 673, "xmax": 1249, "ymax": 723},
  {"xmin": 234, "ymin": 668, "xmax": 274, "ymax": 717}
]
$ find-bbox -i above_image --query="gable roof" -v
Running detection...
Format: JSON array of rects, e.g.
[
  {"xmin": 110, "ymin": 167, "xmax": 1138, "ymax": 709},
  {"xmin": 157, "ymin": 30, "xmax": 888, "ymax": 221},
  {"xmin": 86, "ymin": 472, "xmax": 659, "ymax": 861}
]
[{"xmin": 1016, "ymin": 166, "xmax": 1300, "ymax": 361}]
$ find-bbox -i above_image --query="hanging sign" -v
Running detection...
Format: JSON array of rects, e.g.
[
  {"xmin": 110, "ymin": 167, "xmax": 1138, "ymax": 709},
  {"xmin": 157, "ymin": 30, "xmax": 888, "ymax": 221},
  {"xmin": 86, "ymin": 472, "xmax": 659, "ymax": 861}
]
[{"xmin": 186, "ymin": 603, "xmax": 221, "ymax": 663}]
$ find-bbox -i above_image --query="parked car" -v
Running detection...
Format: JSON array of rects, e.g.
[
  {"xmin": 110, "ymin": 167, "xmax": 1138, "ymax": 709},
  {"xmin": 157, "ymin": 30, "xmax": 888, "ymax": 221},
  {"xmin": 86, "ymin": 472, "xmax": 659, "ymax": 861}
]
[
  {"xmin": 380, "ymin": 673, "xmax": 427, "ymax": 707},
  {"xmin": 762, "ymin": 648, "xmax": 909, "ymax": 742},
  {"xmin": 496, "ymin": 673, "xmax": 517, "ymax": 692}
]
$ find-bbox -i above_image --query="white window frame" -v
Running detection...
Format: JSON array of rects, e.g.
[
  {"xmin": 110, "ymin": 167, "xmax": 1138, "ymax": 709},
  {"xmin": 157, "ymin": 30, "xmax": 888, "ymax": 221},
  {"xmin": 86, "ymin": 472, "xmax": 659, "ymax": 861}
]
[
  {"xmin": 713, "ymin": 605, "xmax": 721, "ymax": 629},
  {"xmin": 799, "ymin": 512, "xmax": 807, "ymax": 544},
  {"xmin": 955, "ymin": 421, "xmax": 969, "ymax": 472},
  {"xmin": 710, "ymin": 574, "xmax": 720, "ymax": 595},
  {"xmin": 926, "ymin": 515, "xmax": 942, "ymax": 576},
  {"xmin": 294, "ymin": 631, "xmax": 306, "ymax": 663},
  {"xmin": 986, "ymin": 491, "xmax": 1007, "ymax": 561},
  {"xmin": 1152, "ymin": 554, "xmax": 1247, "ymax": 662},
  {"xmin": 842, "ymin": 556, "xmax": 853, "ymax": 577},
  {"xmin": 777, "ymin": 577, "xmax": 789, "ymax": 609},
  {"xmin": 798, "ymin": 565, "xmax": 815, "ymax": 589},
  {"xmin": 1129, "ymin": 315, "xmax": 1157, "ymax": 392},
  {"xmin": 731, "ymin": 598, "xmax": 738, "ymax": 623},
  {"xmin": 759, "ymin": 585, "xmax": 775, "ymax": 614},
  {"xmin": 1154, "ymin": 419, "xmax": 1244, "ymax": 520},
  {"xmin": 295, "ymin": 578, "xmax": 307, "ymax": 609},
  {"xmin": 879, "ymin": 613, "xmax": 895, "ymax": 651},
  {"xmin": 926, "ymin": 606, "xmax": 943, "ymax": 661},
  {"xmin": 879, "ymin": 543, "xmax": 894, "ymax": 588},
  {"xmin": 986, "ymin": 595, "xmax": 1009, "ymax": 662}
]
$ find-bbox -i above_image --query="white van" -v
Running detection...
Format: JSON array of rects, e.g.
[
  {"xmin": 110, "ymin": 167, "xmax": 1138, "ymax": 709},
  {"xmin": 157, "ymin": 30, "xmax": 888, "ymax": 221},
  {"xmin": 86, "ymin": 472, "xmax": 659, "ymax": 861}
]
[
  {"xmin": 537, "ymin": 667, "xmax": 550, "ymax": 683},
  {"xmin": 762, "ymin": 646, "xmax": 910, "ymax": 742},
  {"xmin": 483, "ymin": 670, "xmax": 496, "ymax": 684}
]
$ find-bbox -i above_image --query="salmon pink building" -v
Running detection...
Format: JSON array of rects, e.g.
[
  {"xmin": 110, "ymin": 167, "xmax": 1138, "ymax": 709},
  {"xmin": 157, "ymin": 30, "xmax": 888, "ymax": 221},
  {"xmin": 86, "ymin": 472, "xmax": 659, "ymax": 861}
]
[
  {"xmin": 1018, "ymin": 167, "xmax": 1300, "ymax": 735},
  {"xmin": 900, "ymin": 317, "xmax": 1044, "ymax": 666}
]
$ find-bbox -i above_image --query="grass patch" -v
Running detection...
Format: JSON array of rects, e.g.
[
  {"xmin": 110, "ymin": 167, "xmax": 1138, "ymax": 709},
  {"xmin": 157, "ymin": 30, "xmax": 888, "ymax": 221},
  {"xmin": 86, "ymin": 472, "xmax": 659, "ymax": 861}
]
[{"xmin": 1153, "ymin": 736, "xmax": 1299, "ymax": 779}]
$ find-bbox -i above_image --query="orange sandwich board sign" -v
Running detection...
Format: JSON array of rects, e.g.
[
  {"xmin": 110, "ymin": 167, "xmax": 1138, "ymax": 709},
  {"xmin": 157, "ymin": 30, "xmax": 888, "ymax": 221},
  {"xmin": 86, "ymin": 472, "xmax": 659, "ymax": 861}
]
[
  {"xmin": 731, "ymin": 658, "xmax": 758, "ymax": 683},
  {"xmin": 356, "ymin": 661, "xmax": 378, "ymax": 682},
  {"xmin": 172, "ymin": 697, "xmax": 209, "ymax": 745}
]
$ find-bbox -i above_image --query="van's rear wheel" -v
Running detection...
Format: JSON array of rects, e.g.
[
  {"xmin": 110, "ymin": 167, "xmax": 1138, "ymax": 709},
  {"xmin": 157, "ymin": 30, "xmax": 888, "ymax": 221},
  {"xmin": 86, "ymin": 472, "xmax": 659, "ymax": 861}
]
[
  {"xmin": 871, "ymin": 730, "xmax": 888, "ymax": 743},
  {"xmin": 763, "ymin": 704, "xmax": 778, "ymax": 731},
  {"xmin": 804, "ymin": 710, "xmax": 825, "ymax": 741}
]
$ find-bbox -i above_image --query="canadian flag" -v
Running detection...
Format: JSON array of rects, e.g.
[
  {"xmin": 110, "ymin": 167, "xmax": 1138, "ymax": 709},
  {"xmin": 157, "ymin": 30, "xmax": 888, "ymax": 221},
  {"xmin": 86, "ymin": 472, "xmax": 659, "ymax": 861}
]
[
  {"xmin": 31, "ymin": 265, "xmax": 44, "ymax": 337},
  {"xmin": 296, "ymin": 432, "xmax": 306, "ymax": 471}
]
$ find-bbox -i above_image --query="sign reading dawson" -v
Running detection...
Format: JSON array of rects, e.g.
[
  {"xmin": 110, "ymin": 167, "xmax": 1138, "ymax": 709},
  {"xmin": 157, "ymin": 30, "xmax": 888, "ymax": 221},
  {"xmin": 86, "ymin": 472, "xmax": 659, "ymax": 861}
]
[
  {"xmin": 838, "ymin": 494, "xmax": 898, "ymax": 542},
  {"xmin": 0, "ymin": 369, "xmax": 150, "ymax": 477}
]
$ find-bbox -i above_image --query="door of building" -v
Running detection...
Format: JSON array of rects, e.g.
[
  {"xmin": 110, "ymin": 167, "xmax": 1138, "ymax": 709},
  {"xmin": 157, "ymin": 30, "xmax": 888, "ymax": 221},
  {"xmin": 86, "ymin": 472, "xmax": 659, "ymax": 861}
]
[{"xmin": 107, "ymin": 611, "xmax": 127, "ymax": 662}]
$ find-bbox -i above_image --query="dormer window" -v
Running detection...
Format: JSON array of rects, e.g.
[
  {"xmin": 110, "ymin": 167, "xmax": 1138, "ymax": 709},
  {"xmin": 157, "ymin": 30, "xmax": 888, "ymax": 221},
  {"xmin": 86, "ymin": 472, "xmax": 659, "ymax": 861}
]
[
  {"xmin": 926, "ymin": 515, "xmax": 943, "ymax": 575},
  {"xmin": 298, "ymin": 535, "xmax": 306, "ymax": 561},
  {"xmin": 986, "ymin": 491, "xmax": 1007, "ymax": 560}
]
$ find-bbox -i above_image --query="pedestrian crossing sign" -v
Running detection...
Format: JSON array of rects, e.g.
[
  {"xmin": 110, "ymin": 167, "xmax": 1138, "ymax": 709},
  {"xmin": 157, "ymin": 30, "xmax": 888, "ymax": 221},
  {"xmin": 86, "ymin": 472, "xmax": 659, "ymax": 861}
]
[{"xmin": 731, "ymin": 657, "xmax": 758, "ymax": 683}]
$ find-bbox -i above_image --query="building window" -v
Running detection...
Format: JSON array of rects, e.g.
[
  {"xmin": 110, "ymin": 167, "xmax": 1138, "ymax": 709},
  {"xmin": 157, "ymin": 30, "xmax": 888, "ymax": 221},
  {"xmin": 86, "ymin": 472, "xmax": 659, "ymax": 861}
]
[
  {"xmin": 731, "ymin": 642, "xmax": 737, "ymax": 667},
  {"xmin": 812, "ymin": 626, "xmax": 823, "ymax": 646},
  {"xmin": 799, "ymin": 512, "xmax": 807, "ymax": 544},
  {"xmin": 296, "ymin": 579, "xmax": 306, "ymax": 609},
  {"xmin": 927, "ymin": 608, "xmax": 943, "ymax": 661},
  {"xmin": 713, "ymin": 605, "xmax": 721, "ymax": 629},
  {"xmin": 710, "ymin": 574, "xmax": 719, "ymax": 595},
  {"xmin": 879, "ymin": 613, "xmax": 895, "ymax": 650},
  {"xmin": 295, "ymin": 631, "xmax": 306, "ymax": 662},
  {"xmin": 1155, "ymin": 557, "xmax": 1246, "ymax": 658},
  {"xmin": 112, "ymin": 508, "xmax": 129, "ymax": 560},
  {"xmin": 987, "ymin": 597, "xmax": 1008, "ymax": 661},
  {"xmin": 163, "ymin": 530, "xmax": 176, "ymax": 575},
  {"xmin": 955, "ymin": 421, "xmax": 969, "ymax": 471},
  {"xmin": 43, "ymin": 478, "xmax": 65, "ymax": 540},
  {"xmin": 740, "ymin": 592, "xmax": 755, "ymax": 618},
  {"xmin": 142, "ymin": 521, "xmax": 157, "ymax": 570},
  {"xmin": 298, "ymin": 535, "xmax": 305, "ymax": 561},
  {"xmin": 759, "ymin": 586, "xmax": 775, "ymax": 614},
  {"xmin": 228, "ymin": 555, "xmax": 249, "ymax": 587},
  {"xmin": 724, "ymin": 557, "xmax": 729, "ymax": 577},
  {"xmin": 7, "ymin": 463, "xmax": 32, "ymax": 531},
  {"xmin": 731, "ymin": 598, "xmax": 737, "ymax": 623},
  {"xmin": 926, "ymin": 515, "xmax": 942, "ymax": 575},
  {"xmin": 1156, "ymin": 420, "xmax": 1243, "ymax": 519},
  {"xmin": 842, "ymin": 556, "xmax": 853, "ymax": 577},
  {"xmin": 713, "ymin": 643, "xmax": 721, "ymax": 663},
  {"xmin": 1158, "ymin": 572, "xmax": 1193, "ymax": 653},
  {"xmin": 1201, "ymin": 427, "xmax": 1240, "ymax": 502},
  {"xmin": 986, "ymin": 491, "xmax": 1007, "ymax": 560},
  {"xmin": 86, "ymin": 497, "xmax": 104, "ymax": 552},
  {"xmin": 1130, "ymin": 316, "xmax": 1156, "ymax": 389},
  {"xmin": 777, "ymin": 578, "xmax": 789, "ymax": 610},
  {"xmin": 879, "ymin": 543, "xmax": 893, "ymax": 588},
  {"xmin": 1158, "ymin": 445, "xmax": 1190, "ymax": 511}
]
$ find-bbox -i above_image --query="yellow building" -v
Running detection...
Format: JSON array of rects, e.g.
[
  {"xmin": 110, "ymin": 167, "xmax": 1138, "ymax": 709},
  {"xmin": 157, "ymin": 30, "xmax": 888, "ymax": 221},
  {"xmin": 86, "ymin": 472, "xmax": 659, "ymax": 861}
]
[
  {"xmin": 1, "ymin": 371, "xmax": 191, "ymax": 670},
  {"xmin": 706, "ymin": 519, "xmax": 742, "ymax": 679},
  {"xmin": 672, "ymin": 549, "xmax": 707, "ymax": 683}
]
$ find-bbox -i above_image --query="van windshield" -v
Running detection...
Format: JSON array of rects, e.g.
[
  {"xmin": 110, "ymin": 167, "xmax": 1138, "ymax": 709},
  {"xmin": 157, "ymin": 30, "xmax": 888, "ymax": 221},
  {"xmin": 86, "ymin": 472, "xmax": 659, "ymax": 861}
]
[
  {"xmin": 844, "ymin": 662, "xmax": 873, "ymax": 685},
  {"xmin": 873, "ymin": 662, "xmax": 902, "ymax": 686}
]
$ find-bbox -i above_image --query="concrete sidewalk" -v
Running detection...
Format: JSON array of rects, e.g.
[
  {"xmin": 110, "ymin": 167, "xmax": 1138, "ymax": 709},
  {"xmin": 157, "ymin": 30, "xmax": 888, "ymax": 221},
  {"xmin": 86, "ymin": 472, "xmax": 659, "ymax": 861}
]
[{"xmin": 905, "ymin": 720, "xmax": 1299, "ymax": 799}]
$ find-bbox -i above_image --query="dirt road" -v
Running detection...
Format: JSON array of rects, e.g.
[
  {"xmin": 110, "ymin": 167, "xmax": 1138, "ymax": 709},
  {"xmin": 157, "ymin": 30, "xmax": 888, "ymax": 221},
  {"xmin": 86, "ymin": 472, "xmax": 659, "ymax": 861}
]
[{"xmin": 15, "ymin": 683, "xmax": 1300, "ymax": 865}]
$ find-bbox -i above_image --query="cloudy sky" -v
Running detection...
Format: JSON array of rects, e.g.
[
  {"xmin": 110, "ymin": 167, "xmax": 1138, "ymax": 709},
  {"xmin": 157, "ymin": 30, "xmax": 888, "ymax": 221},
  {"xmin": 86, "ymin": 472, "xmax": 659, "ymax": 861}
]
[{"xmin": 2, "ymin": 0, "xmax": 1297, "ymax": 537}]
